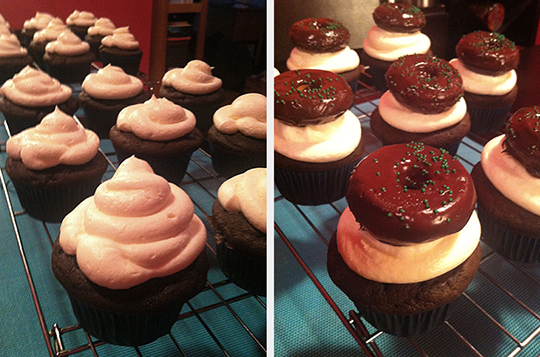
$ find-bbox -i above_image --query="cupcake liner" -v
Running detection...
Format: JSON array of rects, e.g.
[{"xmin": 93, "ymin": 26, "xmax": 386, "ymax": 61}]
[
  {"xmin": 3, "ymin": 114, "xmax": 41, "ymax": 136},
  {"xmin": 69, "ymin": 296, "xmax": 183, "ymax": 346},
  {"xmin": 274, "ymin": 159, "xmax": 360, "ymax": 205},
  {"xmin": 45, "ymin": 62, "xmax": 91, "ymax": 84},
  {"xmin": 11, "ymin": 178, "xmax": 102, "ymax": 222},
  {"xmin": 81, "ymin": 107, "xmax": 119, "ymax": 139},
  {"xmin": 356, "ymin": 303, "xmax": 451, "ymax": 337},
  {"xmin": 468, "ymin": 105, "xmax": 512, "ymax": 134},
  {"xmin": 366, "ymin": 66, "xmax": 388, "ymax": 93},
  {"xmin": 216, "ymin": 243, "xmax": 266, "ymax": 296},
  {"xmin": 99, "ymin": 52, "xmax": 142, "ymax": 76},
  {"xmin": 209, "ymin": 142, "xmax": 266, "ymax": 178},
  {"xmin": 477, "ymin": 205, "xmax": 540, "ymax": 264}
]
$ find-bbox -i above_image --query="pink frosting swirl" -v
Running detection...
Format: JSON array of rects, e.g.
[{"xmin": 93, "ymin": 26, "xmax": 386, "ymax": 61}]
[
  {"xmin": 58, "ymin": 156, "xmax": 207, "ymax": 289},
  {"xmin": 0, "ymin": 34, "xmax": 28, "ymax": 58},
  {"xmin": 82, "ymin": 64, "xmax": 143, "ymax": 100},
  {"xmin": 162, "ymin": 60, "xmax": 222, "ymax": 95},
  {"xmin": 87, "ymin": 18, "xmax": 115, "ymax": 36},
  {"xmin": 23, "ymin": 12, "xmax": 53, "ymax": 31},
  {"xmin": 213, "ymin": 93, "xmax": 266, "ymax": 139},
  {"xmin": 45, "ymin": 30, "xmax": 90, "ymax": 56},
  {"xmin": 32, "ymin": 18, "xmax": 68, "ymax": 42},
  {"xmin": 6, "ymin": 107, "xmax": 100, "ymax": 170},
  {"xmin": 66, "ymin": 10, "xmax": 97, "ymax": 27},
  {"xmin": 0, "ymin": 66, "xmax": 72, "ymax": 107},
  {"xmin": 101, "ymin": 27, "xmax": 139, "ymax": 50},
  {"xmin": 117, "ymin": 95, "xmax": 196, "ymax": 141}
]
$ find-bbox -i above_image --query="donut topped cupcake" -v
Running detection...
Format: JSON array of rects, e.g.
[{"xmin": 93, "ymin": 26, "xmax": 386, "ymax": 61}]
[
  {"xmin": 503, "ymin": 106, "xmax": 540, "ymax": 178},
  {"xmin": 456, "ymin": 31, "xmax": 519, "ymax": 75},
  {"xmin": 386, "ymin": 53, "xmax": 464, "ymax": 114},
  {"xmin": 373, "ymin": 3, "xmax": 426, "ymax": 33},
  {"xmin": 289, "ymin": 18, "xmax": 350, "ymax": 53}
]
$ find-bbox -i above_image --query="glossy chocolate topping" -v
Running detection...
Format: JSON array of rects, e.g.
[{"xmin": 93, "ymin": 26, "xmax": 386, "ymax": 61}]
[
  {"xmin": 456, "ymin": 31, "xmax": 519, "ymax": 75},
  {"xmin": 346, "ymin": 142, "xmax": 476, "ymax": 245},
  {"xmin": 274, "ymin": 69, "xmax": 354, "ymax": 126},
  {"xmin": 373, "ymin": 3, "xmax": 426, "ymax": 33},
  {"xmin": 386, "ymin": 54, "xmax": 464, "ymax": 114},
  {"xmin": 503, "ymin": 106, "xmax": 540, "ymax": 178},
  {"xmin": 289, "ymin": 18, "xmax": 350, "ymax": 53}
]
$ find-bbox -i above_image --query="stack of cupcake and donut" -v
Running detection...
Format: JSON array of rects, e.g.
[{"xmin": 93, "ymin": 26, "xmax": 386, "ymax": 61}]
[
  {"xmin": 328, "ymin": 142, "xmax": 482, "ymax": 337},
  {"xmin": 371, "ymin": 53, "xmax": 471, "ymax": 156}
]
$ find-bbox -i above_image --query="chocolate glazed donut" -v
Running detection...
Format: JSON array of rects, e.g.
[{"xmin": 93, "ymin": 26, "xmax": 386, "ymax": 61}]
[
  {"xmin": 503, "ymin": 106, "xmax": 540, "ymax": 178},
  {"xmin": 289, "ymin": 18, "xmax": 351, "ymax": 53},
  {"xmin": 346, "ymin": 142, "xmax": 476, "ymax": 245},
  {"xmin": 274, "ymin": 69, "xmax": 354, "ymax": 126},
  {"xmin": 386, "ymin": 54, "xmax": 464, "ymax": 114},
  {"xmin": 456, "ymin": 31, "xmax": 519, "ymax": 76},
  {"xmin": 373, "ymin": 3, "xmax": 426, "ymax": 33}
]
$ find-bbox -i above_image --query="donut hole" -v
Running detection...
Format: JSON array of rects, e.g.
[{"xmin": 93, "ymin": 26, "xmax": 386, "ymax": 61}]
[
  {"xmin": 397, "ymin": 164, "xmax": 433, "ymax": 190},
  {"xmin": 415, "ymin": 64, "xmax": 439, "ymax": 85}
]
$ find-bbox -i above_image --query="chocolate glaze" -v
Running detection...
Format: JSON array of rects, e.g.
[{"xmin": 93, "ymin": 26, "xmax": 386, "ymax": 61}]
[
  {"xmin": 274, "ymin": 69, "xmax": 354, "ymax": 126},
  {"xmin": 503, "ymin": 106, "xmax": 540, "ymax": 178},
  {"xmin": 289, "ymin": 18, "xmax": 350, "ymax": 53},
  {"xmin": 386, "ymin": 54, "xmax": 464, "ymax": 114},
  {"xmin": 456, "ymin": 31, "xmax": 519, "ymax": 76},
  {"xmin": 373, "ymin": 3, "xmax": 426, "ymax": 33},
  {"xmin": 346, "ymin": 142, "xmax": 477, "ymax": 245}
]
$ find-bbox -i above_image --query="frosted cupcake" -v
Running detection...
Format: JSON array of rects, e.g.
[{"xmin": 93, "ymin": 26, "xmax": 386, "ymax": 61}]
[
  {"xmin": 79, "ymin": 64, "xmax": 151, "ymax": 138},
  {"xmin": 19, "ymin": 12, "xmax": 53, "ymax": 48},
  {"xmin": 43, "ymin": 30, "xmax": 95, "ymax": 83},
  {"xmin": 159, "ymin": 59, "xmax": 225, "ymax": 134},
  {"xmin": 99, "ymin": 27, "xmax": 142, "ymax": 76},
  {"xmin": 0, "ymin": 66, "xmax": 79, "ymax": 134},
  {"xmin": 51, "ymin": 156, "xmax": 209, "ymax": 346},
  {"xmin": 5, "ymin": 107, "xmax": 107, "ymax": 222},
  {"xmin": 0, "ymin": 28, "xmax": 33, "ymax": 85},
  {"xmin": 207, "ymin": 93, "xmax": 266, "ymax": 178},
  {"xmin": 110, "ymin": 96, "xmax": 203, "ymax": 185},
  {"xmin": 84, "ymin": 17, "xmax": 115, "ymax": 59},
  {"xmin": 211, "ymin": 168, "xmax": 267, "ymax": 295},
  {"xmin": 66, "ymin": 10, "xmax": 97, "ymax": 40},
  {"xmin": 28, "ymin": 18, "xmax": 68, "ymax": 68}
]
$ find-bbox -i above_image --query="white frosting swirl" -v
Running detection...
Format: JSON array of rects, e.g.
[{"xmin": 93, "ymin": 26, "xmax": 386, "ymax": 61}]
[
  {"xmin": 87, "ymin": 18, "xmax": 115, "ymax": 36},
  {"xmin": 337, "ymin": 207, "xmax": 481, "ymax": 284},
  {"xmin": 274, "ymin": 110, "xmax": 361, "ymax": 162},
  {"xmin": 363, "ymin": 26, "xmax": 431, "ymax": 62},
  {"xmin": 213, "ymin": 93, "xmax": 266, "ymax": 139},
  {"xmin": 23, "ymin": 12, "xmax": 53, "ymax": 31},
  {"xmin": 6, "ymin": 107, "xmax": 100, "ymax": 170},
  {"xmin": 0, "ymin": 24, "xmax": 10, "ymax": 36},
  {"xmin": 0, "ymin": 66, "xmax": 72, "ymax": 107},
  {"xmin": 32, "ymin": 18, "xmax": 68, "ymax": 43},
  {"xmin": 45, "ymin": 30, "xmax": 90, "ymax": 56},
  {"xmin": 101, "ymin": 27, "xmax": 139, "ymax": 50},
  {"xmin": 162, "ymin": 60, "xmax": 222, "ymax": 95},
  {"xmin": 117, "ymin": 96, "xmax": 196, "ymax": 141},
  {"xmin": 218, "ymin": 168, "xmax": 267, "ymax": 233},
  {"xmin": 449, "ymin": 58, "xmax": 517, "ymax": 96},
  {"xmin": 66, "ymin": 10, "xmax": 97, "ymax": 27},
  {"xmin": 58, "ymin": 156, "xmax": 207, "ymax": 289},
  {"xmin": 378, "ymin": 91, "xmax": 467, "ymax": 133},
  {"xmin": 481, "ymin": 135, "xmax": 540, "ymax": 216},
  {"xmin": 0, "ymin": 13, "xmax": 9, "ymax": 28},
  {"xmin": 0, "ymin": 34, "xmax": 28, "ymax": 58},
  {"xmin": 82, "ymin": 64, "xmax": 143, "ymax": 100},
  {"xmin": 286, "ymin": 46, "xmax": 360, "ymax": 74}
]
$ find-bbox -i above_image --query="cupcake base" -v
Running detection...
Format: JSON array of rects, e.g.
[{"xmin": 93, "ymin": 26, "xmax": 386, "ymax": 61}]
[
  {"xmin": 43, "ymin": 51, "xmax": 96, "ymax": 84},
  {"xmin": 464, "ymin": 86, "xmax": 517, "ymax": 133},
  {"xmin": 0, "ymin": 54, "xmax": 34, "ymax": 84},
  {"xmin": 99, "ymin": 46, "xmax": 143, "ymax": 76},
  {"xmin": 216, "ymin": 243, "xmax": 266, "ymax": 296}
]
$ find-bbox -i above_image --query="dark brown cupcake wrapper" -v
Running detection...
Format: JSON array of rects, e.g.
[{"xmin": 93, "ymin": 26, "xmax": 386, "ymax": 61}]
[
  {"xmin": 69, "ymin": 296, "xmax": 183, "ymax": 346},
  {"xmin": 366, "ymin": 65, "xmax": 388, "ymax": 93},
  {"xmin": 274, "ymin": 159, "xmax": 360, "ymax": 205},
  {"xmin": 209, "ymin": 142, "xmax": 266, "ymax": 178},
  {"xmin": 467, "ymin": 105, "xmax": 512, "ymax": 133},
  {"xmin": 478, "ymin": 205, "xmax": 540, "ymax": 264},
  {"xmin": 216, "ymin": 243, "xmax": 266, "ymax": 296}
]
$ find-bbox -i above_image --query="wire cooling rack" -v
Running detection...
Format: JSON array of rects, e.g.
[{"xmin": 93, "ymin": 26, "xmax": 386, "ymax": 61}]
[
  {"xmin": 274, "ymin": 73, "xmax": 540, "ymax": 357},
  {"xmin": 0, "ymin": 85, "xmax": 266, "ymax": 355}
]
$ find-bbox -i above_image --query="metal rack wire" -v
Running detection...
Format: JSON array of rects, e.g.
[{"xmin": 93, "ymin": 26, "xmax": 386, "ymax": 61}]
[
  {"xmin": 274, "ymin": 74, "xmax": 540, "ymax": 357},
  {"xmin": 0, "ymin": 117, "xmax": 267, "ymax": 355}
]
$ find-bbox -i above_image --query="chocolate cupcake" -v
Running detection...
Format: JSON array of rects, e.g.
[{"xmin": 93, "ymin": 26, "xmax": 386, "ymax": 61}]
[
  {"xmin": 370, "ymin": 54, "xmax": 470, "ymax": 156},
  {"xmin": 211, "ymin": 168, "xmax": 267, "ymax": 296},
  {"xmin": 207, "ymin": 93, "xmax": 266, "ymax": 178},
  {"xmin": 51, "ymin": 156, "xmax": 209, "ymax": 346},
  {"xmin": 328, "ymin": 143, "xmax": 481, "ymax": 337},
  {"xmin": 472, "ymin": 107, "xmax": 540, "ymax": 263},
  {"xmin": 0, "ymin": 26, "xmax": 33, "ymax": 85},
  {"xmin": 84, "ymin": 17, "xmax": 115, "ymax": 60},
  {"xmin": 274, "ymin": 69, "xmax": 364, "ymax": 205},
  {"xmin": 450, "ymin": 31, "xmax": 519, "ymax": 133},
  {"xmin": 19, "ymin": 12, "xmax": 53, "ymax": 48},
  {"xmin": 5, "ymin": 107, "xmax": 107, "ymax": 222},
  {"xmin": 99, "ymin": 27, "xmax": 142, "ymax": 76},
  {"xmin": 65, "ymin": 10, "xmax": 97, "ymax": 41},
  {"xmin": 286, "ymin": 17, "xmax": 362, "ymax": 89},
  {"xmin": 79, "ymin": 64, "xmax": 151, "ymax": 138},
  {"xmin": 28, "ymin": 18, "xmax": 68, "ymax": 69},
  {"xmin": 361, "ymin": 3, "xmax": 431, "ymax": 92},
  {"xmin": 0, "ymin": 66, "xmax": 79, "ymax": 134},
  {"xmin": 159, "ymin": 59, "xmax": 225, "ymax": 134},
  {"xmin": 109, "ymin": 96, "xmax": 203, "ymax": 185}
]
